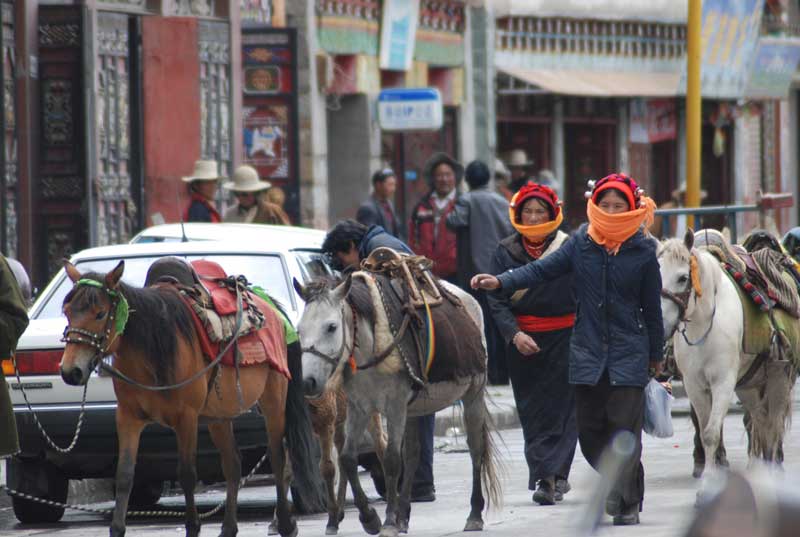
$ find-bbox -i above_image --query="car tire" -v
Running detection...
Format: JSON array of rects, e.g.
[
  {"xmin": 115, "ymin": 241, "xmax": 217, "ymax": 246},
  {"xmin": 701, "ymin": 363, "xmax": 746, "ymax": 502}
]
[
  {"xmin": 7, "ymin": 457, "xmax": 68, "ymax": 523},
  {"xmin": 127, "ymin": 479, "xmax": 165, "ymax": 508}
]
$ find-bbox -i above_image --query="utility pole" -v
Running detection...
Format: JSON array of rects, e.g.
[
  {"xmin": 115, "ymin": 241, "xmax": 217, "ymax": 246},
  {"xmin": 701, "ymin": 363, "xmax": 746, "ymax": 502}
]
[{"xmin": 686, "ymin": 0, "xmax": 702, "ymax": 229}]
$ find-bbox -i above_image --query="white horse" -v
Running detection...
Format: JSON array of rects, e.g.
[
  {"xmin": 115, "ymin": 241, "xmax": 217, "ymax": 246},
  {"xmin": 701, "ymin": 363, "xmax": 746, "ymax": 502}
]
[{"xmin": 658, "ymin": 230, "xmax": 796, "ymax": 490}]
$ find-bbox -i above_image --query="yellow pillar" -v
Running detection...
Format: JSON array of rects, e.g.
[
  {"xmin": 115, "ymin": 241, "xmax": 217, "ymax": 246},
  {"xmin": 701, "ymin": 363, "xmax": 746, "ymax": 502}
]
[{"xmin": 686, "ymin": 0, "xmax": 703, "ymax": 229}]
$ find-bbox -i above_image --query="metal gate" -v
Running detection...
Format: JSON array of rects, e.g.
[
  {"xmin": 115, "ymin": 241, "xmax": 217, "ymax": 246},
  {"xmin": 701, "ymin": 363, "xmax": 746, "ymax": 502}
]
[
  {"xmin": 199, "ymin": 20, "xmax": 231, "ymax": 178},
  {"xmin": 0, "ymin": 0, "xmax": 17, "ymax": 258}
]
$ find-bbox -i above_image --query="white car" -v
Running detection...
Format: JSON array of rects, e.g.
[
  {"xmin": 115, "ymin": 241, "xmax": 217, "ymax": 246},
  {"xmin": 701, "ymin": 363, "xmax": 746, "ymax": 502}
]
[{"xmin": 5, "ymin": 224, "xmax": 334, "ymax": 523}]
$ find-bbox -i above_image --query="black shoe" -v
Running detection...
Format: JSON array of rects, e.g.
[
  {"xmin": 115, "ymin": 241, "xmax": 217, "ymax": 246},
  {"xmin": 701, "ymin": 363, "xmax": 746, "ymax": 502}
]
[
  {"xmin": 612, "ymin": 504, "xmax": 640, "ymax": 526},
  {"xmin": 532, "ymin": 478, "xmax": 556, "ymax": 506},
  {"xmin": 410, "ymin": 487, "xmax": 436, "ymax": 503},
  {"xmin": 554, "ymin": 479, "xmax": 571, "ymax": 502},
  {"xmin": 605, "ymin": 497, "xmax": 621, "ymax": 516}
]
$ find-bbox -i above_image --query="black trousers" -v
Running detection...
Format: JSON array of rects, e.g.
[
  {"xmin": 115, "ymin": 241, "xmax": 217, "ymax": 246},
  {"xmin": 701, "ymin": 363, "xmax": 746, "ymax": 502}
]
[
  {"xmin": 471, "ymin": 290, "xmax": 508, "ymax": 385},
  {"xmin": 412, "ymin": 413, "xmax": 435, "ymax": 490},
  {"xmin": 574, "ymin": 372, "xmax": 645, "ymax": 510}
]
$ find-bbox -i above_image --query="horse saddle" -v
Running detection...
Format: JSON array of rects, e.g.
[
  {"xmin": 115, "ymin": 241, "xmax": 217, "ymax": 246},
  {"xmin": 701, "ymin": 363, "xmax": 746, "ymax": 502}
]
[{"xmin": 361, "ymin": 247, "xmax": 443, "ymax": 308}]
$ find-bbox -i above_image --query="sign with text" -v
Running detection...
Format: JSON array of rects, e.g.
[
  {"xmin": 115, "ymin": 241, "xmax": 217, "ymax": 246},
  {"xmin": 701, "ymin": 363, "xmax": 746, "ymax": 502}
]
[
  {"xmin": 379, "ymin": 0, "xmax": 420, "ymax": 71},
  {"xmin": 646, "ymin": 99, "xmax": 677, "ymax": 143},
  {"xmin": 378, "ymin": 88, "xmax": 443, "ymax": 131},
  {"xmin": 745, "ymin": 37, "xmax": 800, "ymax": 98}
]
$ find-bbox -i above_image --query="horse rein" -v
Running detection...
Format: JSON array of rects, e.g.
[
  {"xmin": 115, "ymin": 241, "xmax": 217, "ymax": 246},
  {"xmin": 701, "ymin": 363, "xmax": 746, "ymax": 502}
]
[{"xmin": 659, "ymin": 253, "xmax": 717, "ymax": 346}]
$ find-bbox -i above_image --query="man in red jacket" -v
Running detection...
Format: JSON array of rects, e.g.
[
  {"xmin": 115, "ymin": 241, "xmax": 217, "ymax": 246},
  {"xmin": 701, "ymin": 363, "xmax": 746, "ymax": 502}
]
[{"xmin": 408, "ymin": 152, "xmax": 462, "ymax": 283}]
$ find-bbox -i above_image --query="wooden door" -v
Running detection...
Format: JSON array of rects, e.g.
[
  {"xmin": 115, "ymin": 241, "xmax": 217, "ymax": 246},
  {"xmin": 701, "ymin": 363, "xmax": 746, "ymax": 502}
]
[
  {"xmin": 37, "ymin": 6, "xmax": 87, "ymax": 281},
  {"xmin": 564, "ymin": 123, "xmax": 616, "ymax": 229},
  {"xmin": 0, "ymin": 0, "xmax": 17, "ymax": 258}
]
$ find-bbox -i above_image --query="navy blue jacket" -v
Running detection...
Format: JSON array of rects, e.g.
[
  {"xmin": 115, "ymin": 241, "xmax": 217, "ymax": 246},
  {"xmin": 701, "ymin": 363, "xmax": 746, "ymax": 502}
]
[
  {"xmin": 359, "ymin": 225, "xmax": 413, "ymax": 258},
  {"xmin": 496, "ymin": 225, "xmax": 664, "ymax": 388}
]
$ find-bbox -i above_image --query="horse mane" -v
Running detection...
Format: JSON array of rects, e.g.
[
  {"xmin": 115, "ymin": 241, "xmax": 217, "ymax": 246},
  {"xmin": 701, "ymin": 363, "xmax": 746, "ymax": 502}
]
[
  {"xmin": 658, "ymin": 238, "xmax": 692, "ymax": 265},
  {"xmin": 303, "ymin": 275, "xmax": 376, "ymax": 327},
  {"xmin": 64, "ymin": 273, "xmax": 195, "ymax": 386}
]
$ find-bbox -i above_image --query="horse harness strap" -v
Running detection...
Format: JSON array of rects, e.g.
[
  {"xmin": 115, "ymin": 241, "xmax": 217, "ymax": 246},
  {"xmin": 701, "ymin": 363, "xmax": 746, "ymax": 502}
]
[
  {"xmin": 61, "ymin": 281, "xmax": 123, "ymax": 359},
  {"xmin": 658, "ymin": 253, "xmax": 718, "ymax": 347}
]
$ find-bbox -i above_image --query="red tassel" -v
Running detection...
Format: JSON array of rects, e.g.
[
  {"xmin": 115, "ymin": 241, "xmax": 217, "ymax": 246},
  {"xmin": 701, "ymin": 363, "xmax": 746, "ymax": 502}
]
[
  {"xmin": 734, "ymin": 271, "xmax": 743, "ymax": 280},
  {"xmin": 348, "ymin": 355, "xmax": 357, "ymax": 373},
  {"xmin": 744, "ymin": 282, "xmax": 754, "ymax": 291},
  {"xmin": 754, "ymin": 295, "xmax": 763, "ymax": 304}
]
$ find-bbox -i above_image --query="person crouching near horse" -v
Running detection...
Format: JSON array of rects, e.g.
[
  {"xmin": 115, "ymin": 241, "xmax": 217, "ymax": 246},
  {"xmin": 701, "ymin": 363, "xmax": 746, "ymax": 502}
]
[
  {"xmin": 471, "ymin": 173, "xmax": 665, "ymax": 526},
  {"xmin": 321, "ymin": 219, "xmax": 438, "ymax": 502},
  {"xmin": 486, "ymin": 182, "xmax": 578, "ymax": 506}
]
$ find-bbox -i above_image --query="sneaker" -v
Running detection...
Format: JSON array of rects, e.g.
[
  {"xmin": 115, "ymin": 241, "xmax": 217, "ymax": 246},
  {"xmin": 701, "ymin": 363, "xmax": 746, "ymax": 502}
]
[
  {"xmin": 612, "ymin": 504, "xmax": 640, "ymax": 526},
  {"xmin": 532, "ymin": 478, "xmax": 556, "ymax": 506},
  {"xmin": 410, "ymin": 487, "xmax": 436, "ymax": 503}
]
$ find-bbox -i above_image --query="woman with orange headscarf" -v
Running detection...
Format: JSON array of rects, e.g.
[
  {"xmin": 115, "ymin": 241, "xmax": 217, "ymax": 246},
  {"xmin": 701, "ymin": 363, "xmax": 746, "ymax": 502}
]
[
  {"xmin": 472, "ymin": 173, "xmax": 664, "ymax": 526},
  {"xmin": 486, "ymin": 183, "xmax": 578, "ymax": 507}
]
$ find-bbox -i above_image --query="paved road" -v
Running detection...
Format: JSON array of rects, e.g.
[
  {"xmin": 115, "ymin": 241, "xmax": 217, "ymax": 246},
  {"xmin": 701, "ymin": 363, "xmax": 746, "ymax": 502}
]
[{"xmin": 3, "ymin": 402, "xmax": 799, "ymax": 537}]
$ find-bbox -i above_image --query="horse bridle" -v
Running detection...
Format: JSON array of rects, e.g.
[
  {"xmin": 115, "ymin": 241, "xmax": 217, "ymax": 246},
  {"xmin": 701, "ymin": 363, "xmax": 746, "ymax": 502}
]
[
  {"xmin": 659, "ymin": 253, "xmax": 717, "ymax": 346},
  {"xmin": 61, "ymin": 285, "xmax": 122, "ymax": 370},
  {"xmin": 301, "ymin": 305, "xmax": 358, "ymax": 371}
]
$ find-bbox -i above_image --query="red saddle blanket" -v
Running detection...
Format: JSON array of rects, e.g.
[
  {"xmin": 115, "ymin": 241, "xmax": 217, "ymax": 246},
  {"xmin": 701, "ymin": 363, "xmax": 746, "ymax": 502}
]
[{"xmin": 181, "ymin": 260, "xmax": 289, "ymax": 378}]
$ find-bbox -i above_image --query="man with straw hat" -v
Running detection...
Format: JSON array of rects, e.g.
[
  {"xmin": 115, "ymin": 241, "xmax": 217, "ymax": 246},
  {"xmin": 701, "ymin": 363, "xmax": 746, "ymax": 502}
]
[
  {"xmin": 222, "ymin": 165, "xmax": 289, "ymax": 225},
  {"xmin": 183, "ymin": 159, "xmax": 223, "ymax": 223}
]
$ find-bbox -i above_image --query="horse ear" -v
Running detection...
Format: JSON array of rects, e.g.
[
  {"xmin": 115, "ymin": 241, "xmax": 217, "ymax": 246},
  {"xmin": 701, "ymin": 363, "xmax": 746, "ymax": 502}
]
[
  {"xmin": 721, "ymin": 227, "xmax": 731, "ymax": 244},
  {"xmin": 293, "ymin": 277, "xmax": 308, "ymax": 301},
  {"xmin": 64, "ymin": 260, "xmax": 81, "ymax": 283},
  {"xmin": 684, "ymin": 229, "xmax": 694, "ymax": 250},
  {"xmin": 332, "ymin": 274, "xmax": 353, "ymax": 302},
  {"xmin": 105, "ymin": 260, "xmax": 125, "ymax": 290}
]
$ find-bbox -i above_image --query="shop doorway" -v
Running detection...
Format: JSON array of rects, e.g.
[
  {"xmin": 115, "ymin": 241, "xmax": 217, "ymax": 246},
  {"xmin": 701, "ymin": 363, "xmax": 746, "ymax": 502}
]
[{"xmin": 564, "ymin": 123, "xmax": 616, "ymax": 230}]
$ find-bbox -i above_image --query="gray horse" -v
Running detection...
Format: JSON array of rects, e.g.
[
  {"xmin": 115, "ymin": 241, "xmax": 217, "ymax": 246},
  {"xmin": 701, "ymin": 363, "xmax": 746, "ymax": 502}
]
[{"xmin": 295, "ymin": 273, "xmax": 500, "ymax": 537}]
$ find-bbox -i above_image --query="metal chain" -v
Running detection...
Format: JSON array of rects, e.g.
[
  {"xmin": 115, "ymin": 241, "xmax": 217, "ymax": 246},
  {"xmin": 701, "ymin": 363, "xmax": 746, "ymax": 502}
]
[
  {"xmin": 10, "ymin": 352, "xmax": 88, "ymax": 454},
  {"xmin": 0, "ymin": 446, "xmax": 272, "ymax": 519}
]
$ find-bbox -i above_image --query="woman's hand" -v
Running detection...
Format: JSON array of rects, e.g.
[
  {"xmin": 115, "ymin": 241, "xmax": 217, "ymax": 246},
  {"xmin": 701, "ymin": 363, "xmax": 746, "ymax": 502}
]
[
  {"xmin": 513, "ymin": 332, "xmax": 540, "ymax": 356},
  {"xmin": 471, "ymin": 274, "xmax": 500, "ymax": 290},
  {"xmin": 649, "ymin": 359, "xmax": 664, "ymax": 377}
]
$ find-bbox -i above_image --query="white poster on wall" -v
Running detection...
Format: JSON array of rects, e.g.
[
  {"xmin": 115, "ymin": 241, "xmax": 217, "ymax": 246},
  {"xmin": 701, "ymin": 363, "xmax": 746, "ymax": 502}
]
[{"xmin": 379, "ymin": 0, "xmax": 420, "ymax": 71}]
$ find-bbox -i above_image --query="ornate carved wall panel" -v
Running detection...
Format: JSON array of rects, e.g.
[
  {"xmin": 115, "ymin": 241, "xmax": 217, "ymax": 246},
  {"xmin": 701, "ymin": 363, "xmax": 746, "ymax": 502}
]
[
  {"xmin": 0, "ymin": 0, "xmax": 17, "ymax": 258},
  {"xmin": 38, "ymin": 6, "xmax": 87, "ymax": 279},
  {"xmin": 199, "ymin": 20, "xmax": 231, "ymax": 177},
  {"xmin": 95, "ymin": 11, "xmax": 134, "ymax": 246}
]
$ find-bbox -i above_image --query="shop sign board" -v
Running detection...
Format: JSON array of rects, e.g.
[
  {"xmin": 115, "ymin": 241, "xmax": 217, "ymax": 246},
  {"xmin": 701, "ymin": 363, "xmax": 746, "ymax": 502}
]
[
  {"xmin": 745, "ymin": 37, "xmax": 800, "ymax": 99},
  {"xmin": 679, "ymin": 0, "xmax": 764, "ymax": 98},
  {"xmin": 378, "ymin": 87, "xmax": 443, "ymax": 131},
  {"xmin": 379, "ymin": 0, "xmax": 420, "ymax": 71},
  {"xmin": 629, "ymin": 99, "xmax": 676, "ymax": 144}
]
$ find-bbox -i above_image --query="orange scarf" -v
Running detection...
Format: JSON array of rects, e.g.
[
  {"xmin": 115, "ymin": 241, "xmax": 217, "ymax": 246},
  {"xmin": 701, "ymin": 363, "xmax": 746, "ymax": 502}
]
[
  {"xmin": 586, "ymin": 197, "xmax": 656, "ymax": 254},
  {"xmin": 509, "ymin": 204, "xmax": 564, "ymax": 242}
]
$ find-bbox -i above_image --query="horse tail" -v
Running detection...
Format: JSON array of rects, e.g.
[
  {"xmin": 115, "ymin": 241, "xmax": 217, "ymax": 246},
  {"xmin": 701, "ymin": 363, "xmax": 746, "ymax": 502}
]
[
  {"xmin": 478, "ymin": 392, "xmax": 504, "ymax": 509},
  {"xmin": 284, "ymin": 340, "xmax": 327, "ymax": 513}
]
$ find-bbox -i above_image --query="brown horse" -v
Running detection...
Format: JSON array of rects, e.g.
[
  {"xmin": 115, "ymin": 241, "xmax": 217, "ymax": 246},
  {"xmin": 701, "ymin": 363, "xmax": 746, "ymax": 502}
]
[
  {"xmin": 307, "ymin": 388, "xmax": 387, "ymax": 535},
  {"xmin": 58, "ymin": 261, "xmax": 323, "ymax": 537}
]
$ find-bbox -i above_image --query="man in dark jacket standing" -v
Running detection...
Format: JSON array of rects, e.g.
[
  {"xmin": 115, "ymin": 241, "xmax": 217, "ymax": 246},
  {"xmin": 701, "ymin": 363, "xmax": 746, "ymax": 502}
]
[
  {"xmin": 321, "ymin": 219, "xmax": 437, "ymax": 501},
  {"xmin": 409, "ymin": 153, "xmax": 462, "ymax": 282},
  {"xmin": 356, "ymin": 168, "xmax": 401, "ymax": 238},
  {"xmin": 446, "ymin": 160, "xmax": 514, "ymax": 384},
  {"xmin": 0, "ymin": 256, "xmax": 31, "ymax": 460}
]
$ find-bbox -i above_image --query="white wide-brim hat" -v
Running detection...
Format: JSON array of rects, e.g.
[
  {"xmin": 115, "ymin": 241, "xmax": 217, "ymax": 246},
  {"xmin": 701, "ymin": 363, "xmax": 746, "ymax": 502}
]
[
  {"xmin": 505, "ymin": 149, "xmax": 534, "ymax": 167},
  {"xmin": 222, "ymin": 165, "xmax": 272, "ymax": 192},
  {"xmin": 182, "ymin": 159, "xmax": 223, "ymax": 183}
]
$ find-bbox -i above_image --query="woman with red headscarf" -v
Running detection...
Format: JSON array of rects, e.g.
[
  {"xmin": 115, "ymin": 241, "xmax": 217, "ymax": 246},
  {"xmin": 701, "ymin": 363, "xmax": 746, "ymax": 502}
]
[
  {"xmin": 472, "ymin": 174, "xmax": 664, "ymax": 526},
  {"xmin": 486, "ymin": 182, "xmax": 578, "ymax": 506}
]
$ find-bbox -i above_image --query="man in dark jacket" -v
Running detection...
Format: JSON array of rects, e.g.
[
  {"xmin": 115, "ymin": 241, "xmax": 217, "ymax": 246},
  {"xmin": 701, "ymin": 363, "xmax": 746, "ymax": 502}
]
[
  {"xmin": 0, "ymin": 256, "xmax": 32, "ymax": 460},
  {"xmin": 446, "ymin": 160, "xmax": 514, "ymax": 384},
  {"xmin": 321, "ymin": 219, "xmax": 437, "ymax": 501},
  {"xmin": 356, "ymin": 168, "xmax": 402, "ymax": 238},
  {"xmin": 408, "ymin": 153, "xmax": 462, "ymax": 282}
]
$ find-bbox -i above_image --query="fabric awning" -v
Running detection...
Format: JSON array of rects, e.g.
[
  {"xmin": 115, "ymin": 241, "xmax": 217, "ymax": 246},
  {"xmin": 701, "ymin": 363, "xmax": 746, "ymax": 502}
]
[{"xmin": 498, "ymin": 67, "xmax": 681, "ymax": 98}]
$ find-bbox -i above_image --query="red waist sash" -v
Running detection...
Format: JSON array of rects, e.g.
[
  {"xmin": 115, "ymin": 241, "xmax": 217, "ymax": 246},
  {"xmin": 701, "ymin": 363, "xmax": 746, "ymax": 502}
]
[{"xmin": 515, "ymin": 313, "xmax": 575, "ymax": 333}]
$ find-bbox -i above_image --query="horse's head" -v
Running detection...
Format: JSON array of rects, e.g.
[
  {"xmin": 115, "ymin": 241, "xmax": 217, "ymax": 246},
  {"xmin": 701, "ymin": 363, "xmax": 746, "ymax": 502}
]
[
  {"xmin": 294, "ymin": 276, "xmax": 353, "ymax": 398},
  {"xmin": 60, "ymin": 260, "xmax": 127, "ymax": 386},
  {"xmin": 659, "ymin": 229, "xmax": 706, "ymax": 340}
]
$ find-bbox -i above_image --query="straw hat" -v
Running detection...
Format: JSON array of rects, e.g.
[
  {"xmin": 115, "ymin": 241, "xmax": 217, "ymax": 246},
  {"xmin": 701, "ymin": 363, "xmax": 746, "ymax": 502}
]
[
  {"xmin": 223, "ymin": 165, "xmax": 272, "ymax": 192},
  {"xmin": 182, "ymin": 160, "xmax": 223, "ymax": 183},
  {"xmin": 672, "ymin": 182, "xmax": 708, "ymax": 202},
  {"xmin": 505, "ymin": 149, "xmax": 534, "ymax": 168}
]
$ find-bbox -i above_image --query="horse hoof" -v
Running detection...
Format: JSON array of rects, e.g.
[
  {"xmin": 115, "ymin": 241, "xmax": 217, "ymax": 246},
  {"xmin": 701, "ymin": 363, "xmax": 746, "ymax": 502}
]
[
  {"xmin": 325, "ymin": 526, "xmax": 338, "ymax": 536},
  {"xmin": 379, "ymin": 526, "xmax": 399, "ymax": 537},
  {"xmin": 360, "ymin": 508, "xmax": 382, "ymax": 535},
  {"xmin": 218, "ymin": 527, "xmax": 238, "ymax": 537},
  {"xmin": 464, "ymin": 518, "xmax": 484, "ymax": 532},
  {"xmin": 398, "ymin": 519, "xmax": 409, "ymax": 534},
  {"xmin": 279, "ymin": 521, "xmax": 298, "ymax": 537},
  {"xmin": 268, "ymin": 519, "xmax": 279, "ymax": 536}
]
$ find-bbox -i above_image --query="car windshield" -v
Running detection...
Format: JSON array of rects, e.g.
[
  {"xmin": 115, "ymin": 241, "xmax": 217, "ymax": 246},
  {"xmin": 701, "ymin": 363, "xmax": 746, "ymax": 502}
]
[
  {"xmin": 36, "ymin": 254, "xmax": 290, "ymax": 320},
  {"xmin": 293, "ymin": 250, "xmax": 333, "ymax": 282}
]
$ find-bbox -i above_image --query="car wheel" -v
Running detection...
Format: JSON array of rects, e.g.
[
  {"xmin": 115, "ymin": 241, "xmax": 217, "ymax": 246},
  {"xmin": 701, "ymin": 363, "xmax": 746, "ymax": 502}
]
[
  {"xmin": 7, "ymin": 457, "xmax": 68, "ymax": 523},
  {"xmin": 127, "ymin": 479, "xmax": 165, "ymax": 508}
]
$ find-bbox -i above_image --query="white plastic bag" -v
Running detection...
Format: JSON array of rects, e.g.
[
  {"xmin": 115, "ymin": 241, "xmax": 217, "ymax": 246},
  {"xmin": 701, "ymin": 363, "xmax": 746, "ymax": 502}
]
[{"xmin": 643, "ymin": 378, "xmax": 674, "ymax": 438}]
